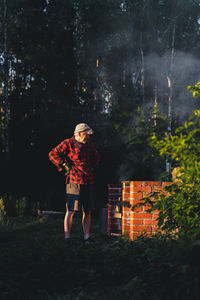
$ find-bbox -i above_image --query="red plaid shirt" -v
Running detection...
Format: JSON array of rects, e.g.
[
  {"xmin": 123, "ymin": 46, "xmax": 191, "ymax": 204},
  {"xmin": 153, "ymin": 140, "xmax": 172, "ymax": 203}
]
[{"xmin": 49, "ymin": 136, "xmax": 100, "ymax": 185}]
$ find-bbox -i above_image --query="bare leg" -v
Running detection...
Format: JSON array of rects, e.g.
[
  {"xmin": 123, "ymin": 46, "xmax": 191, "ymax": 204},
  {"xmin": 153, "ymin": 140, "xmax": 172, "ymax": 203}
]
[
  {"xmin": 64, "ymin": 207, "xmax": 75, "ymax": 239},
  {"xmin": 82, "ymin": 211, "xmax": 91, "ymax": 240}
]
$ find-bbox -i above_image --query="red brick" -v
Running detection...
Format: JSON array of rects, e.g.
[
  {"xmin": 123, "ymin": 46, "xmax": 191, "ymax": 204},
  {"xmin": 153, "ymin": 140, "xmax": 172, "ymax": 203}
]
[
  {"xmin": 131, "ymin": 225, "xmax": 152, "ymax": 233},
  {"xmin": 153, "ymin": 212, "xmax": 159, "ymax": 220},
  {"xmin": 123, "ymin": 206, "xmax": 131, "ymax": 212},
  {"xmin": 123, "ymin": 212, "xmax": 130, "ymax": 218},
  {"xmin": 122, "ymin": 224, "xmax": 130, "ymax": 231},
  {"xmin": 162, "ymin": 182, "xmax": 172, "ymax": 187},
  {"xmin": 123, "ymin": 221, "xmax": 130, "ymax": 228},
  {"xmin": 122, "ymin": 222, "xmax": 130, "ymax": 228},
  {"xmin": 132, "ymin": 213, "xmax": 152, "ymax": 219},
  {"xmin": 144, "ymin": 181, "xmax": 162, "ymax": 186},
  {"xmin": 122, "ymin": 219, "xmax": 130, "ymax": 226},
  {"xmin": 131, "ymin": 193, "xmax": 143, "ymax": 200},
  {"xmin": 123, "ymin": 187, "xmax": 130, "ymax": 193},
  {"xmin": 123, "ymin": 221, "xmax": 130, "ymax": 227},
  {"xmin": 108, "ymin": 181, "xmax": 174, "ymax": 239},
  {"xmin": 122, "ymin": 192, "xmax": 131, "ymax": 200},
  {"xmin": 122, "ymin": 217, "xmax": 128, "ymax": 224},
  {"xmin": 133, "ymin": 181, "xmax": 144, "ymax": 186},
  {"xmin": 130, "ymin": 186, "xmax": 152, "ymax": 193},
  {"xmin": 143, "ymin": 219, "xmax": 158, "ymax": 226},
  {"xmin": 129, "ymin": 211, "xmax": 135, "ymax": 216},
  {"xmin": 124, "ymin": 210, "xmax": 131, "ymax": 216},
  {"xmin": 130, "ymin": 219, "xmax": 143, "ymax": 225},
  {"xmin": 123, "ymin": 213, "xmax": 130, "ymax": 219},
  {"xmin": 129, "ymin": 181, "xmax": 144, "ymax": 186},
  {"xmin": 122, "ymin": 216, "xmax": 130, "ymax": 222},
  {"xmin": 122, "ymin": 181, "xmax": 131, "ymax": 187},
  {"xmin": 129, "ymin": 199, "xmax": 141, "ymax": 205},
  {"xmin": 143, "ymin": 205, "xmax": 152, "ymax": 212},
  {"xmin": 152, "ymin": 186, "xmax": 163, "ymax": 192},
  {"xmin": 129, "ymin": 232, "xmax": 140, "ymax": 239}
]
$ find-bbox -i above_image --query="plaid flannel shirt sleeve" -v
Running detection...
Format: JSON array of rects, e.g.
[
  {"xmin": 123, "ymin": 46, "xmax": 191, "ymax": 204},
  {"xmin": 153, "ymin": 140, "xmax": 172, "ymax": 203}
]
[{"xmin": 49, "ymin": 140, "xmax": 69, "ymax": 172}]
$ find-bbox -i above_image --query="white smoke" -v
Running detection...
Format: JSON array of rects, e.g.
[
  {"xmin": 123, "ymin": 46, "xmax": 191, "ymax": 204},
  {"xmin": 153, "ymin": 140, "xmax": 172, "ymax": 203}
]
[{"xmin": 143, "ymin": 51, "xmax": 200, "ymax": 121}]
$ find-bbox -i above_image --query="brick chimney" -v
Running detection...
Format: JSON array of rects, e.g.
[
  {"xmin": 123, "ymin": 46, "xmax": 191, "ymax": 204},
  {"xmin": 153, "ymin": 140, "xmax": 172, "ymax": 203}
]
[{"xmin": 107, "ymin": 181, "xmax": 170, "ymax": 240}]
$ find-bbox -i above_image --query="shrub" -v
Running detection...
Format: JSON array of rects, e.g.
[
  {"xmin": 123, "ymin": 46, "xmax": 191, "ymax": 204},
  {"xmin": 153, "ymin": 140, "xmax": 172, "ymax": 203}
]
[
  {"xmin": 145, "ymin": 83, "xmax": 200, "ymax": 239},
  {"xmin": 0, "ymin": 198, "xmax": 6, "ymax": 221},
  {"xmin": 0, "ymin": 194, "xmax": 38, "ymax": 217}
]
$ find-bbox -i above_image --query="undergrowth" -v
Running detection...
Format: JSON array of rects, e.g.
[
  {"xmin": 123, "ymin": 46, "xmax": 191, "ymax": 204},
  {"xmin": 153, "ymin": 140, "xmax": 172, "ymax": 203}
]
[{"xmin": 0, "ymin": 215, "xmax": 200, "ymax": 300}]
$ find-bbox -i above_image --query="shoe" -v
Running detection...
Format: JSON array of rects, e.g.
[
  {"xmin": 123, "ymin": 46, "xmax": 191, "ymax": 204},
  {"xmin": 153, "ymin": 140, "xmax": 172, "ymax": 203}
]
[{"xmin": 84, "ymin": 237, "xmax": 92, "ymax": 245}]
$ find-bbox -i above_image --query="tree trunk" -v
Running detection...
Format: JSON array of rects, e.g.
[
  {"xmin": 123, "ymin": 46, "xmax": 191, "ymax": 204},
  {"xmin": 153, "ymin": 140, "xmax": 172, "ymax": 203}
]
[
  {"xmin": 166, "ymin": 18, "xmax": 176, "ymax": 176},
  {"xmin": 140, "ymin": 1, "xmax": 145, "ymax": 102},
  {"xmin": 3, "ymin": 0, "xmax": 9, "ymax": 155}
]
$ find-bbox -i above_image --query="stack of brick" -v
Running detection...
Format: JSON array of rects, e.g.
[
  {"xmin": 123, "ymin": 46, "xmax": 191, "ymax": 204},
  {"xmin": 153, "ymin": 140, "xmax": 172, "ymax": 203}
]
[{"xmin": 107, "ymin": 181, "xmax": 170, "ymax": 240}]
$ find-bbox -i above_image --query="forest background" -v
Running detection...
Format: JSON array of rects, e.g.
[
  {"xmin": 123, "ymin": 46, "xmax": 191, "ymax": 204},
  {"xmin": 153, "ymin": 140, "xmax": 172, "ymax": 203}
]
[{"xmin": 1, "ymin": 0, "xmax": 200, "ymax": 214}]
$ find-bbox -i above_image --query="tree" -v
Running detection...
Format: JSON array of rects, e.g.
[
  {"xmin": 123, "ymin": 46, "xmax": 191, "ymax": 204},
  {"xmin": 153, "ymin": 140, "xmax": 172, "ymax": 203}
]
[
  {"xmin": 143, "ymin": 83, "xmax": 200, "ymax": 239},
  {"xmin": 1, "ymin": 0, "xmax": 200, "ymax": 210}
]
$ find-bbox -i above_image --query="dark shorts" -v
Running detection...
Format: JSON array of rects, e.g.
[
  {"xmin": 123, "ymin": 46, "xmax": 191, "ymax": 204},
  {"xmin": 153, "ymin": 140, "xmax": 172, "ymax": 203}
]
[{"xmin": 66, "ymin": 183, "xmax": 94, "ymax": 213}]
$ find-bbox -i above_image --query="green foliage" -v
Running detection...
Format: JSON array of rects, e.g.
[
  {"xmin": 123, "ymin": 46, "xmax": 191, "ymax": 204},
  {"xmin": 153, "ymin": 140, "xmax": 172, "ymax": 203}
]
[
  {"xmin": 145, "ymin": 85, "xmax": 200, "ymax": 238},
  {"xmin": 187, "ymin": 81, "xmax": 200, "ymax": 99},
  {"xmin": 0, "ymin": 194, "xmax": 38, "ymax": 218},
  {"xmin": 0, "ymin": 197, "xmax": 6, "ymax": 221}
]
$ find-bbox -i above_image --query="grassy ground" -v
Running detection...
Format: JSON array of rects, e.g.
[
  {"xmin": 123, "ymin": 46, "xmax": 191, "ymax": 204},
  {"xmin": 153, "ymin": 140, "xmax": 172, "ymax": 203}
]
[{"xmin": 1, "ymin": 214, "xmax": 200, "ymax": 300}]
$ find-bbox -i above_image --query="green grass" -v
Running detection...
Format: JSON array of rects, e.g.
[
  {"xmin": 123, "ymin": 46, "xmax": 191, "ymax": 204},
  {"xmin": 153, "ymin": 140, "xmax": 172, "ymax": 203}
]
[{"xmin": 1, "ymin": 214, "xmax": 200, "ymax": 300}]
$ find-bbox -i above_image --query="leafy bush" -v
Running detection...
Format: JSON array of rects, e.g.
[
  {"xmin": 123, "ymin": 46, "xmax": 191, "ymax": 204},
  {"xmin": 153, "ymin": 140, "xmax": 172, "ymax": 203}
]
[
  {"xmin": 0, "ymin": 198, "xmax": 6, "ymax": 221},
  {"xmin": 187, "ymin": 81, "xmax": 200, "ymax": 98},
  {"xmin": 0, "ymin": 194, "xmax": 38, "ymax": 218},
  {"xmin": 144, "ymin": 83, "xmax": 200, "ymax": 239}
]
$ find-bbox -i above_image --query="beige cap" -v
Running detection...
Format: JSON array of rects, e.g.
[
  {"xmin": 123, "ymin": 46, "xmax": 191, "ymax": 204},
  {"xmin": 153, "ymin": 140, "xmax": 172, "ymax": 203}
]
[{"xmin": 74, "ymin": 123, "xmax": 94, "ymax": 135}]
